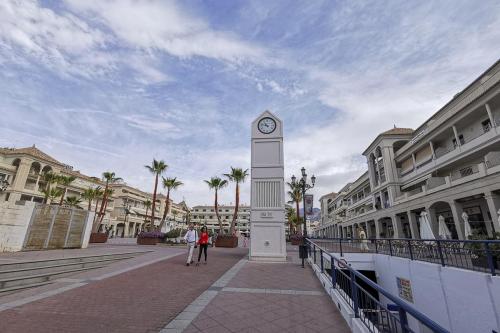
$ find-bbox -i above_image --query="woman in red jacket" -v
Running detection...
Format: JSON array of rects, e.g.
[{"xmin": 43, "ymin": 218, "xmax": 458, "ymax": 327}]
[{"xmin": 196, "ymin": 226, "xmax": 209, "ymax": 265}]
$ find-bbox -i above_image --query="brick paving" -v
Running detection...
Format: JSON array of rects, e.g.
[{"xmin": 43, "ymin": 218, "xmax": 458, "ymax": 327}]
[
  {"xmin": 0, "ymin": 247, "xmax": 247, "ymax": 333},
  {"xmin": 184, "ymin": 259, "xmax": 350, "ymax": 333}
]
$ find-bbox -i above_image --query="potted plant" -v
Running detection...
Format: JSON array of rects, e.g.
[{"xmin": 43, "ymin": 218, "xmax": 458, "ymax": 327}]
[
  {"xmin": 137, "ymin": 231, "xmax": 165, "ymax": 245},
  {"xmin": 215, "ymin": 234, "xmax": 239, "ymax": 248},
  {"xmin": 165, "ymin": 228, "xmax": 182, "ymax": 245},
  {"xmin": 290, "ymin": 234, "xmax": 304, "ymax": 246},
  {"xmin": 467, "ymin": 231, "xmax": 500, "ymax": 270},
  {"xmin": 89, "ymin": 232, "xmax": 108, "ymax": 243}
]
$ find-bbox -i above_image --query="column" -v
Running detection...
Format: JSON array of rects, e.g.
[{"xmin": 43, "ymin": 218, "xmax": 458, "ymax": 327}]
[
  {"xmin": 123, "ymin": 222, "xmax": 129, "ymax": 237},
  {"xmin": 449, "ymin": 200, "xmax": 465, "ymax": 240},
  {"xmin": 484, "ymin": 192, "xmax": 500, "ymax": 233},
  {"xmin": 407, "ymin": 211, "xmax": 419, "ymax": 239},
  {"xmin": 486, "ymin": 103, "xmax": 495, "ymax": 127},
  {"xmin": 8, "ymin": 159, "xmax": 31, "ymax": 203},
  {"xmin": 375, "ymin": 219, "xmax": 381, "ymax": 238},
  {"xmin": 429, "ymin": 141, "xmax": 436, "ymax": 160},
  {"xmin": 392, "ymin": 215, "xmax": 403, "ymax": 238},
  {"xmin": 365, "ymin": 221, "xmax": 373, "ymax": 238},
  {"xmin": 427, "ymin": 207, "xmax": 439, "ymax": 237},
  {"xmin": 452, "ymin": 125, "xmax": 461, "ymax": 147}
]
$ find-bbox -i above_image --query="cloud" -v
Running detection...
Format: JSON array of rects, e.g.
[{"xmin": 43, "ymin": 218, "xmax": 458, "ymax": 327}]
[{"xmin": 64, "ymin": 0, "xmax": 265, "ymax": 63}]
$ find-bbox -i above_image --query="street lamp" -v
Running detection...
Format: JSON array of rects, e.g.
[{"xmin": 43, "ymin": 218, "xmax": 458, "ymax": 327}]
[
  {"xmin": 291, "ymin": 167, "xmax": 316, "ymax": 237},
  {"xmin": 122, "ymin": 199, "xmax": 131, "ymax": 238}
]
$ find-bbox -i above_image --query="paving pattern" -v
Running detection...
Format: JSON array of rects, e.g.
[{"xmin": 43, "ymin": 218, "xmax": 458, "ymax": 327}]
[
  {"xmin": 0, "ymin": 247, "xmax": 247, "ymax": 333},
  {"xmin": 182, "ymin": 259, "xmax": 350, "ymax": 333}
]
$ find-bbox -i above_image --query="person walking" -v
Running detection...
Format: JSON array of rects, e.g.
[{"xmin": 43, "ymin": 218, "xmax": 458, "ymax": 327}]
[
  {"xmin": 359, "ymin": 228, "xmax": 369, "ymax": 251},
  {"xmin": 183, "ymin": 224, "xmax": 198, "ymax": 266},
  {"xmin": 196, "ymin": 226, "xmax": 209, "ymax": 265}
]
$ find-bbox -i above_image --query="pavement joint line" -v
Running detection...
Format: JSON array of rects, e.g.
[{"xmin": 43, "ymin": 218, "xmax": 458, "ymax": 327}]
[
  {"xmin": 161, "ymin": 258, "xmax": 248, "ymax": 332},
  {"xmin": 0, "ymin": 251, "xmax": 183, "ymax": 312},
  {"xmin": 220, "ymin": 287, "xmax": 324, "ymax": 296}
]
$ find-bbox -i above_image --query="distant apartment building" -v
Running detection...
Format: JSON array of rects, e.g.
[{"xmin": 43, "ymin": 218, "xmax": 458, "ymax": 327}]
[
  {"xmin": 0, "ymin": 145, "xmax": 188, "ymax": 236},
  {"xmin": 315, "ymin": 59, "xmax": 500, "ymax": 240},
  {"xmin": 190, "ymin": 205, "xmax": 250, "ymax": 234}
]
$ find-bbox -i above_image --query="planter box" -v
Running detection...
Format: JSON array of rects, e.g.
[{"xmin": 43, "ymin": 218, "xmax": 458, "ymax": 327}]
[
  {"xmin": 89, "ymin": 233, "xmax": 108, "ymax": 243},
  {"xmin": 137, "ymin": 237, "xmax": 160, "ymax": 245},
  {"xmin": 291, "ymin": 239, "xmax": 303, "ymax": 246},
  {"xmin": 215, "ymin": 236, "xmax": 238, "ymax": 248}
]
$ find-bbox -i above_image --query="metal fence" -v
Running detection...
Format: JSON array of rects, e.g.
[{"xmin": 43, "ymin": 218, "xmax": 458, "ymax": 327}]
[
  {"xmin": 311, "ymin": 237, "xmax": 500, "ymax": 276},
  {"xmin": 306, "ymin": 239, "xmax": 450, "ymax": 333},
  {"xmin": 23, "ymin": 204, "xmax": 89, "ymax": 250}
]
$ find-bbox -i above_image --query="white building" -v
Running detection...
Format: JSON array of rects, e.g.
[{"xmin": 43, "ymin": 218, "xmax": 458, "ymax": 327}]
[
  {"xmin": 316, "ymin": 59, "xmax": 500, "ymax": 240},
  {"xmin": 190, "ymin": 205, "xmax": 250, "ymax": 234}
]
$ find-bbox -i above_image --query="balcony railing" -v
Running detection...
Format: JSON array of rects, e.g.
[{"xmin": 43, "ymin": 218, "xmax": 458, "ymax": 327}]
[
  {"xmin": 434, "ymin": 145, "xmax": 456, "ymax": 159},
  {"xmin": 306, "ymin": 238, "xmax": 450, "ymax": 333},
  {"xmin": 311, "ymin": 237, "xmax": 500, "ymax": 276},
  {"xmin": 450, "ymin": 164, "xmax": 479, "ymax": 180}
]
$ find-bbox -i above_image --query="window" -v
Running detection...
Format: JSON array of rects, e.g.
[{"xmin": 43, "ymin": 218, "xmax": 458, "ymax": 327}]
[{"xmin": 482, "ymin": 119, "xmax": 492, "ymax": 133}]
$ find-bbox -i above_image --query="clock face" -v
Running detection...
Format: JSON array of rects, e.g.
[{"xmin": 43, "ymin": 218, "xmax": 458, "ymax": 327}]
[{"xmin": 258, "ymin": 117, "xmax": 277, "ymax": 134}]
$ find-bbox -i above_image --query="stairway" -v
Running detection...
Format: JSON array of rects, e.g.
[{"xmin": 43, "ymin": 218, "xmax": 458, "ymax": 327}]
[{"xmin": 0, "ymin": 251, "xmax": 150, "ymax": 293}]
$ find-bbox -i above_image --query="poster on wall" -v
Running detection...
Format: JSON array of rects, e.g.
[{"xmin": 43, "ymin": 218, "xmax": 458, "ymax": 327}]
[
  {"xmin": 396, "ymin": 277, "xmax": 414, "ymax": 303},
  {"xmin": 304, "ymin": 194, "xmax": 314, "ymax": 216}
]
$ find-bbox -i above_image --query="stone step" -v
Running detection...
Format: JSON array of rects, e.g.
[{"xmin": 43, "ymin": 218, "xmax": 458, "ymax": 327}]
[
  {"xmin": 0, "ymin": 255, "xmax": 135, "ymax": 279},
  {"xmin": 0, "ymin": 265, "xmax": 107, "ymax": 290},
  {"xmin": 0, "ymin": 251, "xmax": 150, "ymax": 272},
  {"xmin": 0, "ymin": 281, "xmax": 52, "ymax": 295}
]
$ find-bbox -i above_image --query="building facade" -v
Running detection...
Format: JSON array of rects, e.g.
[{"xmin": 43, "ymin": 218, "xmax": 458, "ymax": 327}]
[
  {"xmin": 315, "ymin": 59, "xmax": 500, "ymax": 240},
  {"xmin": 190, "ymin": 205, "xmax": 250, "ymax": 234},
  {"xmin": 0, "ymin": 146, "xmax": 189, "ymax": 236}
]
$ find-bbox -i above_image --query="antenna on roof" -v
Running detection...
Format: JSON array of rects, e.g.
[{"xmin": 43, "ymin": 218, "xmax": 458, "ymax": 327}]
[{"xmin": 394, "ymin": 124, "xmax": 396, "ymax": 128}]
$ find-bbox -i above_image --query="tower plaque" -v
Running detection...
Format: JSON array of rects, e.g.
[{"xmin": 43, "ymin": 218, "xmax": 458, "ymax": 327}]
[{"xmin": 249, "ymin": 111, "xmax": 287, "ymax": 261}]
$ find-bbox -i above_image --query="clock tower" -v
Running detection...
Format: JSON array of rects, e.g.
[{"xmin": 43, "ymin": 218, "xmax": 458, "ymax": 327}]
[{"xmin": 249, "ymin": 111, "xmax": 287, "ymax": 261}]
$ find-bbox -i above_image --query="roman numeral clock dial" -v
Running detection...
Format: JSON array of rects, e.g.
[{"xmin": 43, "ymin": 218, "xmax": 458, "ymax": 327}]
[{"xmin": 258, "ymin": 117, "xmax": 276, "ymax": 134}]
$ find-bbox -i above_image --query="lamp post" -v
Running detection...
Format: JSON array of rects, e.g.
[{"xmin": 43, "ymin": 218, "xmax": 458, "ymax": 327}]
[
  {"xmin": 291, "ymin": 167, "xmax": 316, "ymax": 237},
  {"xmin": 122, "ymin": 199, "xmax": 131, "ymax": 238},
  {"xmin": 291, "ymin": 168, "xmax": 315, "ymax": 268}
]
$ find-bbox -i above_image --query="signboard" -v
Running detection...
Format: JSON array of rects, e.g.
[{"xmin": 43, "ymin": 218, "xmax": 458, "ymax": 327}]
[
  {"xmin": 396, "ymin": 277, "xmax": 414, "ymax": 303},
  {"xmin": 304, "ymin": 194, "xmax": 314, "ymax": 216}
]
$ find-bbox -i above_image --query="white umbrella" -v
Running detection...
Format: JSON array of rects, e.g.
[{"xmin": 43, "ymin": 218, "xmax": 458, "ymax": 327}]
[
  {"xmin": 438, "ymin": 215, "xmax": 451, "ymax": 239},
  {"xmin": 462, "ymin": 212, "xmax": 472, "ymax": 239},
  {"xmin": 419, "ymin": 211, "xmax": 435, "ymax": 240}
]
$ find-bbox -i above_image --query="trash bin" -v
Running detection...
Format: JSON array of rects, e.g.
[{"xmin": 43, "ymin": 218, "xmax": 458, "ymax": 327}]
[{"xmin": 299, "ymin": 244, "xmax": 309, "ymax": 259}]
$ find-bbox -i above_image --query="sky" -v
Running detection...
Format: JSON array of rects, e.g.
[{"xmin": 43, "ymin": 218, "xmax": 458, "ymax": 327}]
[{"xmin": 0, "ymin": 0, "xmax": 499, "ymax": 206}]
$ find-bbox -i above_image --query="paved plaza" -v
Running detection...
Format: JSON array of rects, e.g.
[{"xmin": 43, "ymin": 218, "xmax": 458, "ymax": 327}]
[{"xmin": 0, "ymin": 244, "xmax": 348, "ymax": 333}]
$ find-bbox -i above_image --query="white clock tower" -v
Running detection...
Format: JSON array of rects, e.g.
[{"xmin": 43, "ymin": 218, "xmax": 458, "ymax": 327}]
[{"xmin": 249, "ymin": 111, "xmax": 287, "ymax": 262}]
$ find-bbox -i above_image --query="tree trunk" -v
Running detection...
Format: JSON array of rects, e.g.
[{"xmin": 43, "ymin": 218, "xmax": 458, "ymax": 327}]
[
  {"xmin": 214, "ymin": 189, "xmax": 224, "ymax": 234},
  {"xmin": 87, "ymin": 198, "xmax": 92, "ymax": 211},
  {"xmin": 97, "ymin": 182, "xmax": 109, "ymax": 224},
  {"xmin": 92, "ymin": 198, "xmax": 100, "ymax": 231},
  {"xmin": 295, "ymin": 200, "xmax": 300, "ymax": 235},
  {"xmin": 150, "ymin": 174, "xmax": 159, "ymax": 231},
  {"xmin": 230, "ymin": 183, "xmax": 240, "ymax": 235},
  {"xmin": 144, "ymin": 206, "xmax": 149, "ymax": 223},
  {"xmin": 158, "ymin": 189, "xmax": 171, "ymax": 231},
  {"xmin": 59, "ymin": 188, "xmax": 67, "ymax": 206}
]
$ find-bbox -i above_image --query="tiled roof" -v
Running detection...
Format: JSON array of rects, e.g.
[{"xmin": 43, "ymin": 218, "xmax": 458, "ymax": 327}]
[
  {"xmin": 0, "ymin": 145, "xmax": 63, "ymax": 165},
  {"xmin": 381, "ymin": 127, "xmax": 413, "ymax": 136}
]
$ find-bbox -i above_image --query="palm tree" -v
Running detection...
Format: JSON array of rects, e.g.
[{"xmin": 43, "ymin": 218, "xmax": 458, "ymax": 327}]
[
  {"xmin": 81, "ymin": 187, "xmax": 100, "ymax": 211},
  {"xmin": 94, "ymin": 188, "xmax": 114, "ymax": 233},
  {"xmin": 41, "ymin": 187, "xmax": 63, "ymax": 204},
  {"xmin": 145, "ymin": 159, "xmax": 168, "ymax": 230},
  {"xmin": 287, "ymin": 182, "xmax": 302, "ymax": 234},
  {"xmin": 92, "ymin": 187, "xmax": 104, "ymax": 227},
  {"xmin": 64, "ymin": 196, "xmax": 82, "ymax": 208},
  {"xmin": 58, "ymin": 175, "xmax": 76, "ymax": 206},
  {"xmin": 144, "ymin": 199, "xmax": 152, "ymax": 224},
  {"xmin": 286, "ymin": 206, "xmax": 298, "ymax": 234},
  {"xmin": 41, "ymin": 172, "xmax": 58, "ymax": 204},
  {"xmin": 204, "ymin": 177, "xmax": 228, "ymax": 234},
  {"xmin": 224, "ymin": 167, "xmax": 249, "ymax": 235},
  {"xmin": 97, "ymin": 172, "xmax": 122, "ymax": 225},
  {"xmin": 159, "ymin": 177, "xmax": 183, "ymax": 231}
]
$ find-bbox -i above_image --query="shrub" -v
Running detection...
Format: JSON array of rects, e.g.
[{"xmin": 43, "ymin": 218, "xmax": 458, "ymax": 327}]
[
  {"xmin": 137, "ymin": 231, "xmax": 165, "ymax": 239},
  {"xmin": 166, "ymin": 228, "xmax": 182, "ymax": 238}
]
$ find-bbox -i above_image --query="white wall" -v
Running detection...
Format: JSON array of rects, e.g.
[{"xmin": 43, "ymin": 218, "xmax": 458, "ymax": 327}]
[
  {"xmin": 0, "ymin": 201, "xmax": 35, "ymax": 252},
  {"xmin": 374, "ymin": 255, "xmax": 500, "ymax": 333}
]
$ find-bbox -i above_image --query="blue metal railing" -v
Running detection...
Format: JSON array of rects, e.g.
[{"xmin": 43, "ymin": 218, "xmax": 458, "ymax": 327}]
[
  {"xmin": 311, "ymin": 237, "xmax": 500, "ymax": 276},
  {"xmin": 306, "ymin": 238, "xmax": 450, "ymax": 333}
]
